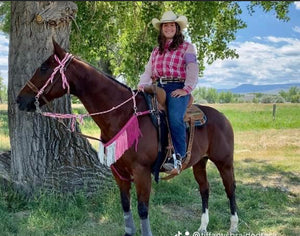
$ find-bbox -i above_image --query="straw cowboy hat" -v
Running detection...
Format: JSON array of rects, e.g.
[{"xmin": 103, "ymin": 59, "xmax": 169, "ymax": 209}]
[{"xmin": 152, "ymin": 11, "xmax": 188, "ymax": 31}]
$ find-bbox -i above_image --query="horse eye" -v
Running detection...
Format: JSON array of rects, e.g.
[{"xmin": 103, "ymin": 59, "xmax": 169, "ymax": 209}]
[{"xmin": 40, "ymin": 64, "xmax": 49, "ymax": 72}]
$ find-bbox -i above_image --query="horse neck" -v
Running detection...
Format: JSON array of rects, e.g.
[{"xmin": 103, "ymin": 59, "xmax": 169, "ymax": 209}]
[{"xmin": 68, "ymin": 59, "xmax": 135, "ymax": 142}]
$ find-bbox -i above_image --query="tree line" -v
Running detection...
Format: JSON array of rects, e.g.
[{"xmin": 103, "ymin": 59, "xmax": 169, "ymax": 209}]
[
  {"xmin": 1, "ymin": 76, "xmax": 299, "ymax": 104},
  {"xmin": 192, "ymin": 86, "xmax": 300, "ymax": 104}
]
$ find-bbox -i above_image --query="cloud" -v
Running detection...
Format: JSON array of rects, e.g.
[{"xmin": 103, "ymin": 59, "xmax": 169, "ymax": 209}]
[
  {"xmin": 201, "ymin": 36, "xmax": 300, "ymax": 89},
  {"xmin": 0, "ymin": 32, "xmax": 9, "ymax": 85},
  {"xmin": 295, "ymin": 2, "xmax": 300, "ymax": 10},
  {"xmin": 293, "ymin": 26, "xmax": 300, "ymax": 33}
]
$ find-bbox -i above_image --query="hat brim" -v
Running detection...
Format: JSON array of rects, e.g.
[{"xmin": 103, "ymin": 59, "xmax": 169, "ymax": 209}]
[
  {"xmin": 152, "ymin": 18, "xmax": 161, "ymax": 31},
  {"xmin": 175, "ymin": 16, "xmax": 188, "ymax": 31},
  {"xmin": 152, "ymin": 16, "xmax": 188, "ymax": 31}
]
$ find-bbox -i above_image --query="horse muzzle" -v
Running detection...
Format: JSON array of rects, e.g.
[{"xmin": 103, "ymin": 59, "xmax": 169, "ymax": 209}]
[{"xmin": 16, "ymin": 95, "xmax": 36, "ymax": 112}]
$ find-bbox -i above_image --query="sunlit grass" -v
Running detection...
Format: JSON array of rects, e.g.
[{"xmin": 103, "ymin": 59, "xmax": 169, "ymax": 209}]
[
  {"xmin": 0, "ymin": 104, "xmax": 9, "ymax": 151},
  {"xmin": 72, "ymin": 103, "xmax": 100, "ymax": 150},
  {"xmin": 210, "ymin": 103, "xmax": 300, "ymax": 131}
]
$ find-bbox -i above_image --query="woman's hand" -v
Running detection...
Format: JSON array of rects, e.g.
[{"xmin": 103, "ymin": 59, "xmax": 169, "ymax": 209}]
[
  {"xmin": 137, "ymin": 85, "xmax": 144, "ymax": 92},
  {"xmin": 171, "ymin": 89, "xmax": 188, "ymax": 97}
]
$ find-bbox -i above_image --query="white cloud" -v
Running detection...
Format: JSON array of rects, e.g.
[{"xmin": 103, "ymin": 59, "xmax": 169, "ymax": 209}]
[
  {"xmin": 201, "ymin": 36, "xmax": 300, "ymax": 89},
  {"xmin": 0, "ymin": 32, "xmax": 9, "ymax": 85},
  {"xmin": 295, "ymin": 2, "xmax": 300, "ymax": 10},
  {"xmin": 265, "ymin": 36, "xmax": 296, "ymax": 44},
  {"xmin": 293, "ymin": 26, "xmax": 300, "ymax": 33},
  {"xmin": 0, "ymin": 58, "xmax": 8, "ymax": 69}
]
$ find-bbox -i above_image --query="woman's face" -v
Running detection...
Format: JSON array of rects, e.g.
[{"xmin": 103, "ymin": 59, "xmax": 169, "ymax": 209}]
[{"xmin": 162, "ymin": 22, "xmax": 176, "ymax": 40}]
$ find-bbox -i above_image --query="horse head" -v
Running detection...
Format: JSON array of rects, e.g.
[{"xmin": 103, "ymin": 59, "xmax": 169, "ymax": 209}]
[{"xmin": 16, "ymin": 39, "xmax": 72, "ymax": 112}]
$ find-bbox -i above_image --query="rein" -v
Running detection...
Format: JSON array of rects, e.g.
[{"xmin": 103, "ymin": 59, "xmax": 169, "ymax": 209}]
[
  {"xmin": 27, "ymin": 53, "xmax": 152, "ymax": 142},
  {"xmin": 42, "ymin": 90, "xmax": 143, "ymax": 132}
]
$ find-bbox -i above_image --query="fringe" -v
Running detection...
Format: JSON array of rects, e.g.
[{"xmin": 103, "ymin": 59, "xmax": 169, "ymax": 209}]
[{"xmin": 98, "ymin": 115, "xmax": 142, "ymax": 166}]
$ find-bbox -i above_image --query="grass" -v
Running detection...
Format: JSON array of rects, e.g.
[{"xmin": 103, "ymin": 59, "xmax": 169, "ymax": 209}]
[
  {"xmin": 0, "ymin": 104, "xmax": 9, "ymax": 151},
  {"xmin": 72, "ymin": 104, "xmax": 101, "ymax": 149},
  {"xmin": 210, "ymin": 103, "xmax": 300, "ymax": 131},
  {"xmin": 0, "ymin": 103, "xmax": 299, "ymax": 235}
]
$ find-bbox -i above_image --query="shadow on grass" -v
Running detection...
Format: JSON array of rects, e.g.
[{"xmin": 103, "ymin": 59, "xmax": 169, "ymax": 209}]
[{"xmin": 237, "ymin": 158, "xmax": 299, "ymax": 196}]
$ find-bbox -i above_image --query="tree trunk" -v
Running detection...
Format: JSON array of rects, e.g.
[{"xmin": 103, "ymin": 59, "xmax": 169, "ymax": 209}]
[{"xmin": 7, "ymin": 1, "xmax": 111, "ymax": 195}]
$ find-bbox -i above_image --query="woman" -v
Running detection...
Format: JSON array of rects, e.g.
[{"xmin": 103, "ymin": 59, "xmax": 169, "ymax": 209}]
[{"xmin": 138, "ymin": 10, "xmax": 199, "ymax": 173}]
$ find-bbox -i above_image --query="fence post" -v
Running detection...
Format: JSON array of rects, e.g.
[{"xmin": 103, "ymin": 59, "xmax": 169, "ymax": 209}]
[{"xmin": 273, "ymin": 103, "xmax": 276, "ymax": 120}]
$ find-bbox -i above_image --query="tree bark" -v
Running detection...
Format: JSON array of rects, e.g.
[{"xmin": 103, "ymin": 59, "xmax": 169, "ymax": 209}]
[{"xmin": 7, "ymin": 1, "xmax": 111, "ymax": 194}]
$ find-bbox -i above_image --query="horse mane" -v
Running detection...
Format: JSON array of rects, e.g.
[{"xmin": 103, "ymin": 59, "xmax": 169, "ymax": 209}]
[
  {"xmin": 52, "ymin": 39, "xmax": 133, "ymax": 92},
  {"xmin": 74, "ymin": 55, "xmax": 133, "ymax": 92}
]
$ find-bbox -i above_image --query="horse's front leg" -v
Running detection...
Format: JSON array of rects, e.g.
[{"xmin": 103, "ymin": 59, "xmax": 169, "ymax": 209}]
[
  {"xmin": 121, "ymin": 185, "xmax": 136, "ymax": 236},
  {"xmin": 112, "ymin": 167, "xmax": 136, "ymax": 236},
  {"xmin": 134, "ymin": 167, "xmax": 153, "ymax": 236}
]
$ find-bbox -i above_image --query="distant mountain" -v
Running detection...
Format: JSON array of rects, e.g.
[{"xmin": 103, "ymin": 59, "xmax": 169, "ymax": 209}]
[{"xmin": 217, "ymin": 83, "xmax": 300, "ymax": 94}]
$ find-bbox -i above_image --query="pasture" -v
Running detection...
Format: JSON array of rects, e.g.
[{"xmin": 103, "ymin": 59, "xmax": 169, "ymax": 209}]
[{"xmin": 0, "ymin": 103, "xmax": 299, "ymax": 235}]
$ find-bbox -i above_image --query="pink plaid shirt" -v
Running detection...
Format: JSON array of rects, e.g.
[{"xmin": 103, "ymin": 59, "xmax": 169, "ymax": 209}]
[
  {"xmin": 139, "ymin": 41, "xmax": 199, "ymax": 93},
  {"xmin": 151, "ymin": 41, "xmax": 189, "ymax": 79}
]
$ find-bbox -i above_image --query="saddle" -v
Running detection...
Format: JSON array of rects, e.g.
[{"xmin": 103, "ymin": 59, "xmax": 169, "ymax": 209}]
[{"xmin": 143, "ymin": 85, "xmax": 207, "ymax": 181}]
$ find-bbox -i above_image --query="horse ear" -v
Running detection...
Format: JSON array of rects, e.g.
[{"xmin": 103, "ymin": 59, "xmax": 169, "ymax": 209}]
[{"xmin": 52, "ymin": 38, "xmax": 66, "ymax": 59}]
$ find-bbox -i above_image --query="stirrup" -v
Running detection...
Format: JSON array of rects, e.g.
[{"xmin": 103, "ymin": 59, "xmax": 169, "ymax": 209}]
[{"xmin": 163, "ymin": 153, "xmax": 183, "ymax": 174}]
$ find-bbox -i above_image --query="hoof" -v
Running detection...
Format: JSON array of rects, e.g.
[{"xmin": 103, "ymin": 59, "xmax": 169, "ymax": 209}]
[
  {"xmin": 197, "ymin": 228, "xmax": 208, "ymax": 235},
  {"xmin": 229, "ymin": 213, "xmax": 239, "ymax": 234},
  {"xmin": 229, "ymin": 228, "xmax": 239, "ymax": 234}
]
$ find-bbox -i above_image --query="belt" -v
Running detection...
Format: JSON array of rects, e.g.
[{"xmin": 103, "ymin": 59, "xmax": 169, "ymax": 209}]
[{"xmin": 153, "ymin": 77, "xmax": 185, "ymax": 85}]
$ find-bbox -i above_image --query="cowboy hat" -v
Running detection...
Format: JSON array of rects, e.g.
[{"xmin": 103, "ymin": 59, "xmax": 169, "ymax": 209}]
[{"xmin": 152, "ymin": 11, "xmax": 188, "ymax": 31}]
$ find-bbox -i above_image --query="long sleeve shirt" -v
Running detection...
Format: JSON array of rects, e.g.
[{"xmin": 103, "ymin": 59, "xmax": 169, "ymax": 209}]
[{"xmin": 139, "ymin": 41, "xmax": 199, "ymax": 93}]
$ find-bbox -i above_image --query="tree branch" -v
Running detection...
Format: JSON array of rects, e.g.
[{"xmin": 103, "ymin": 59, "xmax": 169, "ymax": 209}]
[{"xmin": 35, "ymin": 2, "xmax": 77, "ymax": 26}]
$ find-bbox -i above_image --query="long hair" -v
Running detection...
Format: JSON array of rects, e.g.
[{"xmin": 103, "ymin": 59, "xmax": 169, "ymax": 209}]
[{"xmin": 158, "ymin": 22, "xmax": 184, "ymax": 54}]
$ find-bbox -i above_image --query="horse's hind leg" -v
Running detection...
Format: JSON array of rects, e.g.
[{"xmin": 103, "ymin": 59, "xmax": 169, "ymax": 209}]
[
  {"xmin": 193, "ymin": 157, "xmax": 210, "ymax": 233},
  {"xmin": 215, "ymin": 160, "xmax": 239, "ymax": 233}
]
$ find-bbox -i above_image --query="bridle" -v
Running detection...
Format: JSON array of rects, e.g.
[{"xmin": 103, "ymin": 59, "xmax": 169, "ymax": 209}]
[
  {"xmin": 25, "ymin": 53, "xmax": 74, "ymax": 113},
  {"xmin": 23, "ymin": 53, "xmax": 104, "ymax": 140},
  {"xmin": 26, "ymin": 80, "xmax": 52, "ymax": 111}
]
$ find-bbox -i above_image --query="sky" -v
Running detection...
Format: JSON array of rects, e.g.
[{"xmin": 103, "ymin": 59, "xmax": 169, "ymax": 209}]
[
  {"xmin": 0, "ymin": 1, "xmax": 300, "ymax": 89},
  {"xmin": 201, "ymin": 1, "xmax": 300, "ymax": 89}
]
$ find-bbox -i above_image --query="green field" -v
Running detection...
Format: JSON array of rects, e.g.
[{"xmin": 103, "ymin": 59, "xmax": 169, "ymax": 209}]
[{"xmin": 0, "ymin": 103, "xmax": 299, "ymax": 235}]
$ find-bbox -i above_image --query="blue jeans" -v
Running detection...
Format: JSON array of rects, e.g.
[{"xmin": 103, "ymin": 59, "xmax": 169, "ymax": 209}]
[{"xmin": 158, "ymin": 82, "xmax": 190, "ymax": 157}]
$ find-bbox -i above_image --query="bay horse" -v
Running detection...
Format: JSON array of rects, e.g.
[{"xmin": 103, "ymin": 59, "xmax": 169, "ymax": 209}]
[{"xmin": 16, "ymin": 40, "xmax": 238, "ymax": 235}]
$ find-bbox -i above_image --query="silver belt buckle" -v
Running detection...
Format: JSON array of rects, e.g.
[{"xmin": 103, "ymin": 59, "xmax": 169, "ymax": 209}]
[{"xmin": 159, "ymin": 77, "xmax": 167, "ymax": 84}]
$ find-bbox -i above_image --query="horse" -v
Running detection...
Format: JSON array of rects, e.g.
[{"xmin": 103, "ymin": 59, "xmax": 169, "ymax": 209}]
[{"xmin": 16, "ymin": 40, "xmax": 238, "ymax": 236}]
